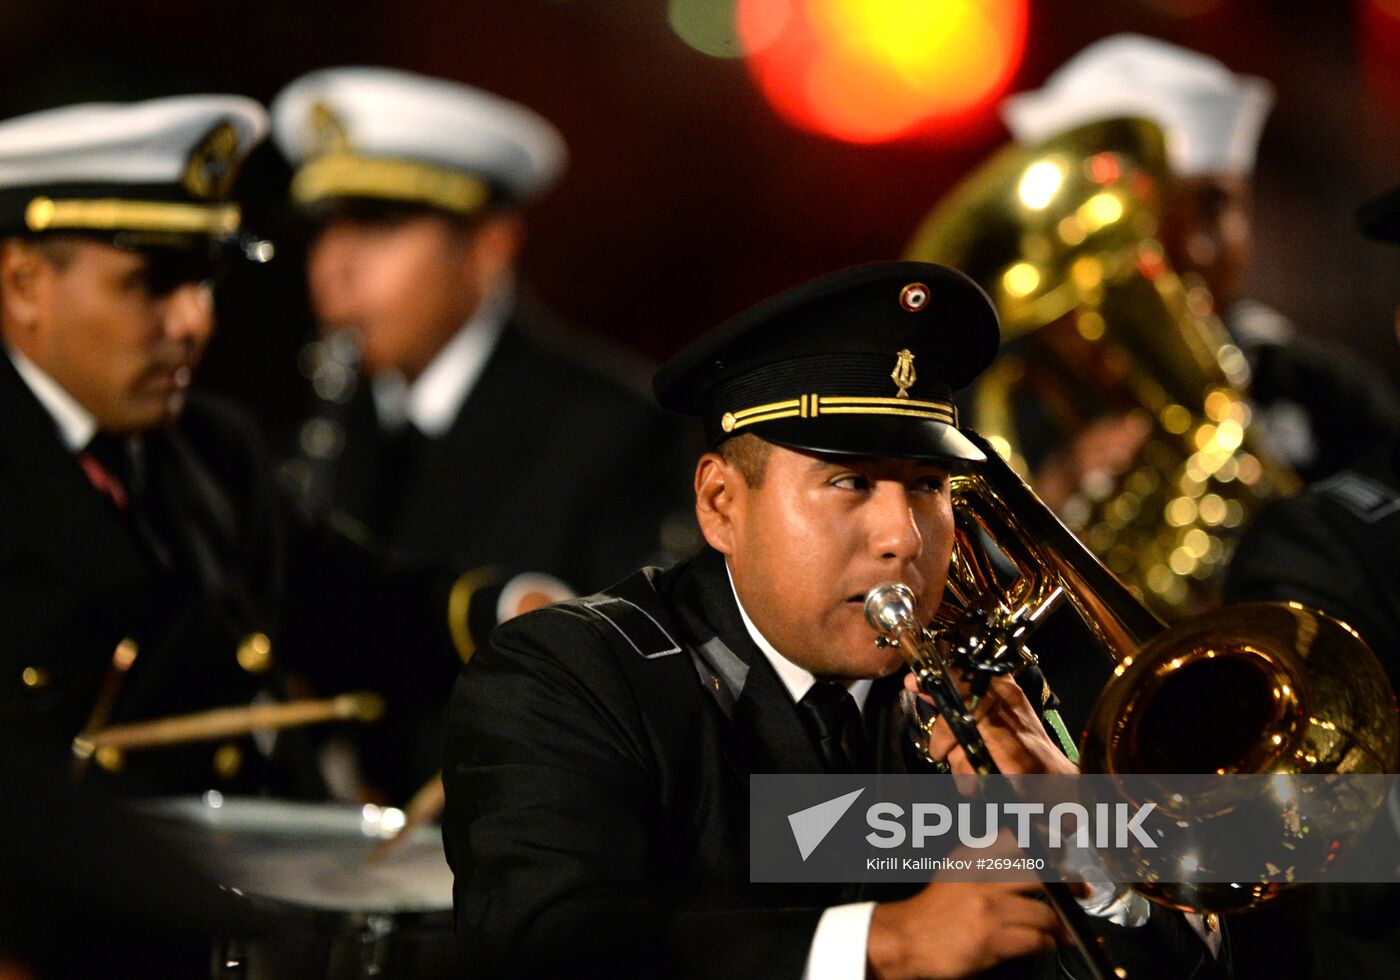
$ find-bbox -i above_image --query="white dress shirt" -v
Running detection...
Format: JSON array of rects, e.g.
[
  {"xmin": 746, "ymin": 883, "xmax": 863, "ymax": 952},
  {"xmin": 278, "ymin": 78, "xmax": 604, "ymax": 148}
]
[
  {"xmin": 370, "ymin": 282, "xmax": 512, "ymax": 436},
  {"xmin": 367, "ymin": 285, "xmax": 576, "ymax": 612},
  {"xmin": 7, "ymin": 346, "xmax": 97, "ymax": 452},
  {"xmin": 725, "ymin": 562, "xmax": 875, "ymax": 980}
]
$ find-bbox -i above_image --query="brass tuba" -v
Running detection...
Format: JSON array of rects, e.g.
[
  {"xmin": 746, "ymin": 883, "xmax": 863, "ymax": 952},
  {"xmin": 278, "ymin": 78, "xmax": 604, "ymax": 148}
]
[
  {"xmin": 869, "ymin": 428, "xmax": 1399, "ymax": 914},
  {"xmin": 907, "ymin": 118, "xmax": 1298, "ymax": 620}
]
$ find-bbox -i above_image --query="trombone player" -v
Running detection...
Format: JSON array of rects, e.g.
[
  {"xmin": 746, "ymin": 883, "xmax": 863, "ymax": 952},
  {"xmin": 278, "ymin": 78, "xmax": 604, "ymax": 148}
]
[{"xmin": 443, "ymin": 262, "xmax": 1224, "ymax": 978}]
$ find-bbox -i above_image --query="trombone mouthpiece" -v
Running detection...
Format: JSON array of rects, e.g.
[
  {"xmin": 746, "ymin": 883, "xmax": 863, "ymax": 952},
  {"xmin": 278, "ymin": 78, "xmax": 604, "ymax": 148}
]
[{"xmin": 864, "ymin": 583, "xmax": 919, "ymax": 636}]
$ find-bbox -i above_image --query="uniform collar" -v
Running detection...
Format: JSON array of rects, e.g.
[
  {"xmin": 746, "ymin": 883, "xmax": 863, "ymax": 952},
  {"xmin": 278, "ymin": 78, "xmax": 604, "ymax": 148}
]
[
  {"xmin": 724, "ymin": 559, "xmax": 872, "ymax": 715},
  {"xmin": 5, "ymin": 345, "xmax": 97, "ymax": 452},
  {"xmin": 371, "ymin": 280, "xmax": 513, "ymax": 436}
]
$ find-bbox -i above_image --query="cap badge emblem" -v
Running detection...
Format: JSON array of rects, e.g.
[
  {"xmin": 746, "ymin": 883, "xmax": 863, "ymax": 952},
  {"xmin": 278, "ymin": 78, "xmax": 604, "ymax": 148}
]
[
  {"xmin": 891, "ymin": 349, "xmax": 917, "ymax": 398},
  {"xmin": 309, "ymin": 101, "xmax": 351, "ymax": 156},
  {"xmin": 182, "ymin": 122, "xmax": 240, "ymax": 200},
  {"xmin": 899, "ymin": 282, "xmax": 929, "ymax": 312}
]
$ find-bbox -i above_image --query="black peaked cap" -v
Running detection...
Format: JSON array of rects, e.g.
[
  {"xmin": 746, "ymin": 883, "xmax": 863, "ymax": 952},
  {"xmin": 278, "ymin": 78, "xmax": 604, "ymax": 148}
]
[{"xmin": 654, "ymin": 261, "xmax": 1000, "ymax": 462}]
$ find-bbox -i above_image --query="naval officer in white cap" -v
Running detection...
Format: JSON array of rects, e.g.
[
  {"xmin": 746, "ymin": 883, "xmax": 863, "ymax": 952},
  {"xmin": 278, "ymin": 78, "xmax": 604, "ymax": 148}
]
[
  {"xmin": 0, "ymin": 95, "xmax": 498, "ymax": 801},
  {"xmin": 1001, "ymin": 33, "xmax": 1400, "ymax": 482},
  {"xmin": 270, "ymin": 67, "xmax": 696, "ymax": 803},
  {"xmin": 0, "ymin": 95, "xmax": 265, "ymax": 433},
  {"xmin": 0, "ymin": 95, "xmax": 292, "ymax": 792}
]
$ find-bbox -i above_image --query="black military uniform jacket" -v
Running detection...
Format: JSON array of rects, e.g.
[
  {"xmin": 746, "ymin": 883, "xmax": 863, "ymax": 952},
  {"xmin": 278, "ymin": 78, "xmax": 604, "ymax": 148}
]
[
  {"xmin": 300, "ymin": 304, "xmax": 697, "ymax": 800},
  {"xmin": 1226, "ymin": 301, "xmax": 1400, "ymax": 484},
  {"xmin": 0, "ymin": 349, "xmax": 461, "ymax": 794},
  {"xmin": 443, "ymin": 547, "xmax": 1222, "ymax": 979},
  {"xmin": 299, "ymin": 306, "xmax": 695, "ymax": 591}
]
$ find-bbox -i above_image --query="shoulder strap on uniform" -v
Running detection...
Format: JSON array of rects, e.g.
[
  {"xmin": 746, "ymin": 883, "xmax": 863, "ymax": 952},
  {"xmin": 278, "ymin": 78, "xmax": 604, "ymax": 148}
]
[
  {"xmin": 557, "ymin": 568, "xmax": 718, "ymax": 761},
  {"xmin": 572, "ymin": 582, "xmax": 683, "ymax": 660},
  {"xmin": 1311, "ymin": 470, "xmax": 1400, "ymax": 524}
]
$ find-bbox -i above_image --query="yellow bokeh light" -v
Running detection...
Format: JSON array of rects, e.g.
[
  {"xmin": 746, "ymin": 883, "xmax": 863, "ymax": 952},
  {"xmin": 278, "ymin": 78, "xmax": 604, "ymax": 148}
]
[
  {"xmin": 1183, "ymin": 528, "xmax": 1211, "ymax": 558},
  {"xmin": 819, "ymin": 0, "xmax": 1005, "ymax": 102},
  {"xmin": 1169, "ymin": 548, "xmax": 1198, "ymax": 575},
  {"xmin": 1070, "ymin": 255, "xmax": 1102, "ymax": 290},
  {"xmin": 1057, "ymin": 215, "xmax": 1086, "ymax": 246},
  {"xmin": 1018, "ymin": 159, "xmax": 1065, "ymax": 210},
  {"xmin": 1002, "ymin": 261, "xmax": 1041, "ymax": 298},
  {"xmin": 1160, "ymin": 404, "xmax": 1191, "ymax": 434},
  {"xmin": 1146, "ymin": 564, "xmax": 1175, "ymax": 595},
  {"xmin": 1076, "ymin": 311, "xmax": 1105, "ymax": 341},
  {"xmin": 1203, "ymin": 390, "xmax": 1232, "ymax": 422},
  {"xmin": 1165, "ymin": 496, "xmax": 1197, "ymax": 527},
  {"xmin": 986, "ymin": 434, "xmax": 1014, "ymax": 461},
  {"xmin": 739, "ymin": 0, "xmax": 1028, "ymax": 143},
  {"xmin": 1198, "ymin": 493, "xmax": 1228, "ymax": 526},
  {"xmin": 1077, "ymin": 191, "xmax": 1123, "ymax": 232},
  {"xmin": 1194, "ymin": 424, "xmax": 1217, "ymax": 451},
  {"xmin": 1215, "ymin": 419, "xmax": 1244, "ymax": 452}
]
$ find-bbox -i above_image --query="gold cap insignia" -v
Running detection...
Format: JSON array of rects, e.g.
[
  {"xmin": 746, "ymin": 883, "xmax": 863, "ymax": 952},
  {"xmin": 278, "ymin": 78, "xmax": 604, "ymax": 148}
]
[
  {"xmin": 891, "ymin": 349, "xmax": 917, "ymax": 398},
  {"xmin": 182, "ymin": 122, "xmax": 241, "ymax": 201},
  {"xmin": 899, "ymin": 281, "xmax": 929, "ymax": 312},
  {"xmin": 309, "ymin": 101, "xmax": 351, "ymax": 157}
]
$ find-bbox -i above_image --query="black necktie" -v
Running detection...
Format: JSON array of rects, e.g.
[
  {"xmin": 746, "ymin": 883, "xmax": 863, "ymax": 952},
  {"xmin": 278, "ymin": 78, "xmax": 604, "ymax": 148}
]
[{"xmin": 798, "ymin": 681, "xmax": 867, "ymax": 774}]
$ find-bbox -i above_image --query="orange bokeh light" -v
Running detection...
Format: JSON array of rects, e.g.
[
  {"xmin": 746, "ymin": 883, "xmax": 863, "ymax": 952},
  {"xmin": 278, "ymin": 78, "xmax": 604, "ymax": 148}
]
[{"xmin": 738, "ymin": 0, "xmax": 1029, "ymax": 144}]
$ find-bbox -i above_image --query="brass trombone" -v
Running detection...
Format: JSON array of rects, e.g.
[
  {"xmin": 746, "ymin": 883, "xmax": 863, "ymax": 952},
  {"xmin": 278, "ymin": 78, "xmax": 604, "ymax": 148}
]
[{"xmin": 866, "ymin": 430, "xmax": 1398, "ymax": 915}]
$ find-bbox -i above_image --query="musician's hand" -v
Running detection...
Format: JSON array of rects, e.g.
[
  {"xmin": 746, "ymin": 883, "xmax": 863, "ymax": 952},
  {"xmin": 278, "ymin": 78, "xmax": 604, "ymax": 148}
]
[
  {"xmin": 906, "ymin": 673, "xmax": 1078, "ymax": 776},
  {"xmin": 867, "ymin": 835, "xmax": 1082, "ymax": 979}
]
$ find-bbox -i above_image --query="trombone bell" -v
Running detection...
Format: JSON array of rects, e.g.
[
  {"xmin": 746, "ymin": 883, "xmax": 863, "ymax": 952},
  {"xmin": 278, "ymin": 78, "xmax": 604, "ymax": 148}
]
[{"xmin": 924, "ymin": 429, "xmax": 1399, "ymax": 914}]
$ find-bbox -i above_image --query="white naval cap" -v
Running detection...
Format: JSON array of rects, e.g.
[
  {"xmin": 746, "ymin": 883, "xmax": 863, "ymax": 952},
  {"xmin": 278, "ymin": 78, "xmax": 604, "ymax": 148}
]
[
  {"xmin": 1001, "ymin": 34, "xmax": 1274, "ymax": 177},
  {"xmin": 270, "ymin": 66, "xmax": 567, "ymax": 218},
  {"xmin": 0, "ymin": 95, "xmax": 267, "ymax": 239}
]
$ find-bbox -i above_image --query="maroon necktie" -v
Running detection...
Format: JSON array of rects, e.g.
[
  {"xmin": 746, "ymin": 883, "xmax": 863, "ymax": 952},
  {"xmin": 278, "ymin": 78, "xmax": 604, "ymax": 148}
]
[{"xmin": 78, "ymin": 438, "xmax": 129, "ymax": 514}]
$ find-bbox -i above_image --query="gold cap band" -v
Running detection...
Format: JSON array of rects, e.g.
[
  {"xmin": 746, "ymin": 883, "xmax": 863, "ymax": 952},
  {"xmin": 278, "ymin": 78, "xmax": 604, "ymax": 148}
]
[
  {"xmin": 25, "ymin": 196, "xmax": 240, "ymax": 235},
  {"xmin": 291, "ymin": 153, "xmax": 491, "ymax": 216},
  {"xmin": 720, "ymin": 394, "xmax": 957, "ymax": 434}
]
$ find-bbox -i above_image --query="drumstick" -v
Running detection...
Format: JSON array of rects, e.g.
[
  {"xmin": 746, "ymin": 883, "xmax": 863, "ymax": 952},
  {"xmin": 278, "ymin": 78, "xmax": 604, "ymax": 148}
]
[
  {"xmin": 83, "ymin": 692, "xmax": 385, "ymax": 751},
  {"xmin": 369, "ymin": 772, "xmax": 446, "ymax": 864},
  {"xmin": 71, "ymin": 637, "xmax": 140, "ymax": 780}
]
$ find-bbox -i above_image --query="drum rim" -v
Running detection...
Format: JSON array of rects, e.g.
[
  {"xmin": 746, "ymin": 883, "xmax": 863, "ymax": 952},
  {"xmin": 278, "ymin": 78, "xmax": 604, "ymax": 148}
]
[{"xmin": 138, "ymin": 796, "xmax": 454, "ymax": 916}]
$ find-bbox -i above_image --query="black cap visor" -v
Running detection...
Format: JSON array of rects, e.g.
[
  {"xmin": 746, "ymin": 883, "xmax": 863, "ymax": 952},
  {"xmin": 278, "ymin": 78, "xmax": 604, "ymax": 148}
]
[{"xmin": 749, "ymin": 414, "xmax": 985, "ymax": 464}]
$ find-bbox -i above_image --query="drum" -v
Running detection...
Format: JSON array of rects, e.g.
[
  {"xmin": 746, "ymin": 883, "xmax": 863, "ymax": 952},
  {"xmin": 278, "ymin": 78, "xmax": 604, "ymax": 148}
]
[{"xmin": 145, "ymin": 795, "xmax": 455, "ymax": 979}]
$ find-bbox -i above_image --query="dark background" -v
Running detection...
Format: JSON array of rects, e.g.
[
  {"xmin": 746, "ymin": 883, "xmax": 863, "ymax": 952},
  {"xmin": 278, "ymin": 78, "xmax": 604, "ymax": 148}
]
[{"xmin": 2, "ymin": 0, "xmax": 1397, "ymax": 434}]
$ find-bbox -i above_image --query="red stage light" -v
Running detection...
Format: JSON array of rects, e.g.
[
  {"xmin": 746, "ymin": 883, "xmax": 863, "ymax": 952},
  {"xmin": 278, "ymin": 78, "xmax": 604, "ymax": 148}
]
[
  {"xmin": 1360, "ymin": 0, "xmax": 1400, "ymax": 111},
  {"xmin": 738, "ymin": 0, "xmax": 1029, "ymax": 144}
]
